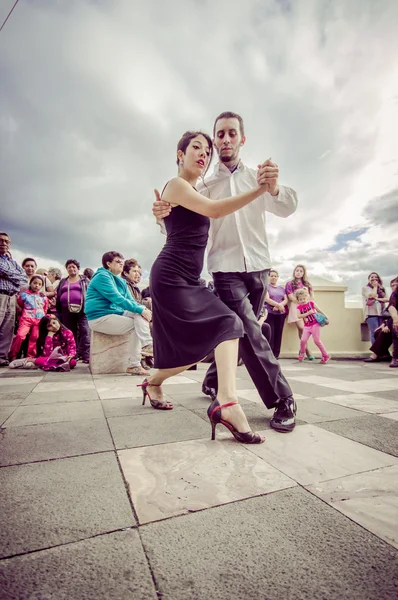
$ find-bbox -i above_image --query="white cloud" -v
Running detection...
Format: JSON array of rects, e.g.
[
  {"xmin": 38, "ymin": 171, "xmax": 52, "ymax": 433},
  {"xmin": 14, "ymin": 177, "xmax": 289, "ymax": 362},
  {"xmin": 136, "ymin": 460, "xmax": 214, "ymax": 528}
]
[{"xmin": 1, "ymin": 0, "xmax": 397, "ymax": 301}]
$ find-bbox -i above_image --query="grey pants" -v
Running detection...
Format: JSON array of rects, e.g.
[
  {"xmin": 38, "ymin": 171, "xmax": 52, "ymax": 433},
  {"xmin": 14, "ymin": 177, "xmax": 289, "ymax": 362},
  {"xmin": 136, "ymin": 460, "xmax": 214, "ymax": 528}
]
[
  {"xmin": 203, "ymin": 270, "xmax": 292, "ymax": 409},
  {"xmin": 0, "ymin": 294, "xmax": 16, "ymax": 361}
]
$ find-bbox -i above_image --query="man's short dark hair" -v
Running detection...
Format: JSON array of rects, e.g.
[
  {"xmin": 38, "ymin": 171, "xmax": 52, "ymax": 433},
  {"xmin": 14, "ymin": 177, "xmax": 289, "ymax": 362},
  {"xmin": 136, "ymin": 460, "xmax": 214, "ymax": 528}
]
[
  {"xmin": 213, "ymin": 111, "xmax": 245, "ymax": 137},
  {"xmin": 22, "ymin": 257, "xmax": 37, "ymax": 268},
  {"xmin": 102, "ymin": 251, "xmax": 124, "ymax": 270},
  {"xmin": 65, "ymin": 259, "xmax": 80, "ymax": 270}
]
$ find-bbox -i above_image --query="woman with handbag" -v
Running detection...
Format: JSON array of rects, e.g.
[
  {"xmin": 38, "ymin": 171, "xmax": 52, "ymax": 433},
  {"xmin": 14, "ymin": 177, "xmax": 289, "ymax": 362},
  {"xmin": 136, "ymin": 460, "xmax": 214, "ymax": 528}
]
[
  {"xmin": 56, "ymin": 259, "xmax": 90, "ymax": 363},
  {"xmin": 295, "ymin": 288, "xmax": 330, "ymax": 364},
  {"xmin": 362, "ymin": 272, "xmax": 389, "ymax": 345}
]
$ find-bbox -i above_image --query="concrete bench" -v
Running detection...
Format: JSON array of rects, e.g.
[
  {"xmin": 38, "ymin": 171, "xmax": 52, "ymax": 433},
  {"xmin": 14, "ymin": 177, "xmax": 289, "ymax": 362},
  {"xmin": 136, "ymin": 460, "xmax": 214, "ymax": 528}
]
[{"xmin": 89, "ymin": 330, "xmax": 130, "ymax": 374}]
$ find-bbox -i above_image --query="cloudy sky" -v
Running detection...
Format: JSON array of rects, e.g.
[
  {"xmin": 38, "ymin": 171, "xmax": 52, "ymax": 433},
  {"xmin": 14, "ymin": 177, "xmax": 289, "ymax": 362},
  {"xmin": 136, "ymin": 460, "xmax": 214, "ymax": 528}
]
[{"xmin": 1, "ymin": 0, "xmax": 397, "ymax": 300}]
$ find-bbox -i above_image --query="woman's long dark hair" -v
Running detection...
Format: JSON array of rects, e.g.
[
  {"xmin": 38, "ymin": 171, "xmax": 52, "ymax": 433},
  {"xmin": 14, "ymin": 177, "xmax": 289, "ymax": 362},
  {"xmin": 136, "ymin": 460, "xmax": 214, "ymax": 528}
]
[
  {"xmin": 291, "ymin": 264, "xmax": 312, "ymax": 293},
  {"xmin": 367, "ymin": 272, "xmax": 386, "ymax": 296},
  {"xmin": 36, "ymin": 315, "xmax": 69, "ymax": 357}
]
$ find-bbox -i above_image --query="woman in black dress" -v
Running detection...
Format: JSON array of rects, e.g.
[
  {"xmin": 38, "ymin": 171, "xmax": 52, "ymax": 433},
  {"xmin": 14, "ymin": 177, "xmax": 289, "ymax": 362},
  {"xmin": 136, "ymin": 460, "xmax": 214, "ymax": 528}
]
[{"xmin": 140, "ymin": 131, "xmax": 267, "ymax": 443}]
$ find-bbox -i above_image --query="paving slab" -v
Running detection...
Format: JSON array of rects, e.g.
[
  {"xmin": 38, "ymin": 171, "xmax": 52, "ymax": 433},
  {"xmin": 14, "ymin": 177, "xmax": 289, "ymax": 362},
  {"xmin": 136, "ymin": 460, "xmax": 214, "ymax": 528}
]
[
  {"xmin": 0, "ymin": 529, "xmax": 157, "ymax": 600},
  {"xmin": 140, "ymin": 487, "xmax": 398, "ymax": 600},
  {"xmin": 318, "ymin": 393, "xmax": 398, "ymax": 414},
  {"xmin": 246, "ymin": 424, "xmax": 397, "ymax": 485},
  {"xmin": 101, "ymin": 395, "xmax": 180, "ymax": 418},
  {"xmin": 108, "ymin": 407, "xmax": 210, "ymax": 449},
  {"xmin": 288, "ymin": 380, "xmax": 349, "ymax": 397},
  {"xmin": 21, "ymin": 388, "xmax": 100, "ymax": 405},
  {"xmin": 3, "ymin": 400, "xmax": 105, "ymax": 427},
  {"xmin": 32, "ymin": 380, "xmax": 96, "ymax": 393},
  {"xmin": 291, "ymin": 396, "xmax": 365, "ymax": 423},
  {"xmin": 372, "ymin": 389, "xmax": 398, "ymax": 400},
  {"xmin": 288, "ymin": 374, "xmax": 398, "ymax": 394},
  {"xmin": 119, "ymin": 438, "xmax": 296, "ymax": 523},
  {"xmin": 0, "ymin": 418, "xmax": 114, "ymax": 466},
  {"xmin": 0, "ymin": 406, "xmax": 15, "ymax": 426},
  {"xmin": 306, "ymin": 464, "xmax": 398, "ymax": 549},
  {"xmin": 317, "ymin": 414, "xmax": 398, "ymax": 457},
  {"xmin": 0, "ymin": 383, "xmax": 38, "ymax": 396},
  {"xmin": 0, "ymin": 392, "xmax": 28, "ymax": 406},
  {"xmin": 0, "ymin": 453, "xmax": 135, "ymax": 558}
]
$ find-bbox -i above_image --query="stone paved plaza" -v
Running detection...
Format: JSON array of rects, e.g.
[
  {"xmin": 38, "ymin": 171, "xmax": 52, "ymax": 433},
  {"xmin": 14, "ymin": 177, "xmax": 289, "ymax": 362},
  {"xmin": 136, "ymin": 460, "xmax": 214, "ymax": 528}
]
[{"xmin": 1, "ymin": 359, "xmax": 398, "ymax": 599}]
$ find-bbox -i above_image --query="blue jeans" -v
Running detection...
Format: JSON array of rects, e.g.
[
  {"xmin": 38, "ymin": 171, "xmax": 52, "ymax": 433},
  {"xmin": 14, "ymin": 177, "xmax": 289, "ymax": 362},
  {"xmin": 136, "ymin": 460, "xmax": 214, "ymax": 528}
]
[{"xmin": 366, "ymin": 316, "xmax": 383, "ymax": 345}]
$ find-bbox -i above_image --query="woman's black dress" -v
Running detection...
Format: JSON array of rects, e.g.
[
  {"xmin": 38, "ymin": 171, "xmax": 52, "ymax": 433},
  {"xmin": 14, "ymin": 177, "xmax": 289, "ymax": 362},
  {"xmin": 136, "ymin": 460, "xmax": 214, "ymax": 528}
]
[{"xmin": 150, "ymin": 202, "xmax": 243, "ymax": 368}]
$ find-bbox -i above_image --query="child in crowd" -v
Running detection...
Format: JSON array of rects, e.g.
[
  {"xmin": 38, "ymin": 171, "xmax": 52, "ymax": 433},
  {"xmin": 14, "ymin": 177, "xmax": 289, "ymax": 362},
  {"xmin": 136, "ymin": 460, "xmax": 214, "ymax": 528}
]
[
  {"xmin": 8, "ymin": 275, "xmax": 48, "ymax": 362},
  {"xmin": 295, "ymin": 288, "xmax": 330, "ymax": 364},
  {"xmin": 285, "ymin": 264, "xmax": 315, "ymax": 360},
  {"xmin": 10, "ymin": 315, "xmax": 77, "ymax": 371}
]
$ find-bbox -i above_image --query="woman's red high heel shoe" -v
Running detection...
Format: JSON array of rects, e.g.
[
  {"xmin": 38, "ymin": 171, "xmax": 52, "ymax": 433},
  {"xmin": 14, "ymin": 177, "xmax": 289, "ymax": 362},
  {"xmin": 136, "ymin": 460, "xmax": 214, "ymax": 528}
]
[
  {"xmin": 207, "ymin": 399, "xmax": 265, "ymax": 443},
  {"xmin": 137, "ymin": 378, "xmax": 173, "ymax": 410}
]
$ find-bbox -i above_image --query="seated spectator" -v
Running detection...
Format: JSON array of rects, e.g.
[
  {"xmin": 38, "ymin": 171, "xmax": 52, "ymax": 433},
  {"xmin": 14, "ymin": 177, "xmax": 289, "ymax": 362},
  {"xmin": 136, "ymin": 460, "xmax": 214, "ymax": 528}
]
[
  {"xmin": 122, "ymin": 258, "xmax": 153, "ymax": 358},
  {"xmin": 264, "ymin": 269, "xmax": 288, "ymax": 359},
  {"xmin": 362, "ymin": 272, "xmax": 389, "ymax": 344},
  {"xmin": 85, "ymin": 251, "xmax": 153, "ymax": 376},
  {"xmin": 387, "ymin": 277, "xmax": 398, "ymax": 368},
  {"xmin": 10, "ymin": 315, "xmax": 77, "ymax": 371},
  {"xmin": 364, "ymin": 277, "xmax": 398, "ymax": 363},
  {"xmin": 141, "ymin": 280, "xmax": 152, "ymax": 310},
  {"xmin": 0, "ymin": 232, "xmax": 28, "ymax": 366},
  {"xmin": 56, "ymin": 259, "xmax": 90, "ymax": 363},
  {"xmin": 122, "ymin": 259, "xmax": 143, "ymax": 303},
  {"xmin": 83, "ymin": 268, "xmax": 94, "ymax": 281},
  {"xmin": 9, "ymin": 275, "xmax": 48, "ymax": 361},
  {"xmin": 285, "ymin": 264, "xmax": 314, "ymax": 360}
]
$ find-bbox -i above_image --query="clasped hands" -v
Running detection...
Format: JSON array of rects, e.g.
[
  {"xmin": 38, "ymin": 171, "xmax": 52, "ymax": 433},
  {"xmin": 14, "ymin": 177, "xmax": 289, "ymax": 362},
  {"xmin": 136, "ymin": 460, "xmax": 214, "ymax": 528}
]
[{"xmin": 257, "ymin": 159, "xmax": 279, "ymax": 196}]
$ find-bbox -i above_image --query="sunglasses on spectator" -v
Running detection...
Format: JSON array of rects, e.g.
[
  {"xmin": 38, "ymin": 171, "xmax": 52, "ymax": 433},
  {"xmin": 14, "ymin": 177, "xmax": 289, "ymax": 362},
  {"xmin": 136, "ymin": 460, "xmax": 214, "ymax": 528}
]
[{"xmin": 113, "ymin": 259, "xmax": 124, "ymax": 265}]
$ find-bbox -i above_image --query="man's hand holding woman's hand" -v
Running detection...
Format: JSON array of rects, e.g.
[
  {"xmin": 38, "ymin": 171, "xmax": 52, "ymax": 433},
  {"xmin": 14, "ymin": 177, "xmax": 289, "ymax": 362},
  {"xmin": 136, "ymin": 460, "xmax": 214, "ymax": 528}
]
[{"xmin": 153, "ymin": 189, "xmax": 171, "ymax": 220}]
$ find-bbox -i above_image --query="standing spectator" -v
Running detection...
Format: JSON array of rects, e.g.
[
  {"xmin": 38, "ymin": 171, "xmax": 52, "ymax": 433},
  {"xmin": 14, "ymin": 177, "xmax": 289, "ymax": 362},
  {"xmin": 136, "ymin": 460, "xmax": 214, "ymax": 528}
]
[
  {"xmin": 264, "ymin": 269, "xmax": 288, "ymax": 359},
  {"xmin": 21, "ymin": 259, "xmax": 54, "ymax": 298},
  {"xmin": 56, "ymin": 259, "xmax": 90, "ymax": 363},
  {"xmin": 364, "ymin": 277, "xmax": 398, "ymax": 363},
  {"xmin": 362, "ymin": 272, "xmax": 389, "ymax": 345},
  {"xmin": 21, "ymin": 258, "xmax": 37, "ymax": 281},
  {"xmin": 387, "ymin": 276, "xmax": 398, "ymax": 368},
  {"xmin": 0, "ymin": 233, "xmax": 28, "ymax": 366},
  {"xmin": 285, "ymin": 264, "xmax": 314, "ymax": 360},
  {"xmin": 9, "ymin": 275, "xmax": 48, "ymax": 361},
  {"xmin": 295, "ymin": 288, "xmax": 330, "ymax": 363},
  {"xmin": 47, "ymin": 267, "xmax": 63, "ymax": 314},
  {"xmin": 35, "ymin": 268, "xmax": 56, "ymax": 299},
  {"xmin": 47, "ymin": 267, "xmax": 63, "ymax": 290},
  {"xmin": 83, "ymin": 268, "xmax": 94, "ymax": 281}
]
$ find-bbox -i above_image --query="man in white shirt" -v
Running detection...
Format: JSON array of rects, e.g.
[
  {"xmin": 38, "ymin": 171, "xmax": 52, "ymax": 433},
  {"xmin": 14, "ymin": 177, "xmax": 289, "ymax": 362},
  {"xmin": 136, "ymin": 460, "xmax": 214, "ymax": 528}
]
[{"xmin": 153, "ymin": 112, "xmax": 298, "ymax": 432}]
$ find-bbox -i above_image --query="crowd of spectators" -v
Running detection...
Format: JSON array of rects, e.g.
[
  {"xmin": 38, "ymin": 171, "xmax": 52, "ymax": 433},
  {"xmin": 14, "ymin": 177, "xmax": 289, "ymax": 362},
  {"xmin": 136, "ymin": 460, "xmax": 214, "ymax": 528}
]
[{"xmin": 0, "ymin": 231, "xmax": 397, "ymax": 371}]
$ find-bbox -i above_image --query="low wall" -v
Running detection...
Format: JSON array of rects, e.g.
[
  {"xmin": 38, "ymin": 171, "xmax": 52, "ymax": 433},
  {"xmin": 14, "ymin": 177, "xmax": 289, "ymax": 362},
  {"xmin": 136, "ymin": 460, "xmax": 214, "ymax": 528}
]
[{"xmin": 279, "ymin": 284, "xmax": 370, "ymax": 358}]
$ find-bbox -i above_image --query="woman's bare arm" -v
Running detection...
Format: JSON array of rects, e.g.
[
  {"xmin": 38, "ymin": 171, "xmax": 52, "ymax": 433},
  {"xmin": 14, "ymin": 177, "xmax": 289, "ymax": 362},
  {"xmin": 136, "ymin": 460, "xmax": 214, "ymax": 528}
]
[{"xmin": 162, "ymin": 177, "xmax": 264, "ymax": 219}]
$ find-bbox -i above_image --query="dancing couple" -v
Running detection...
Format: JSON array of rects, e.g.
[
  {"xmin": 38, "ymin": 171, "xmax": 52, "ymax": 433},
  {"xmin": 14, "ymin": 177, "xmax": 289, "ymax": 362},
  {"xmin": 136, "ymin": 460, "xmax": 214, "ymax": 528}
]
[{"xmin": 143, "ymin": 112, "xmax": 298, "ymax": 443}]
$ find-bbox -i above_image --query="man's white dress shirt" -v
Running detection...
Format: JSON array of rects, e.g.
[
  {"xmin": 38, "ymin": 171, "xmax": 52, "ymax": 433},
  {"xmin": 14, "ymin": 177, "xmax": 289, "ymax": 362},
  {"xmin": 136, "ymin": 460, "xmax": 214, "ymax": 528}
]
[{"xmin": 198, "ymin": 162, "xmax": 298, "ymax": 274}]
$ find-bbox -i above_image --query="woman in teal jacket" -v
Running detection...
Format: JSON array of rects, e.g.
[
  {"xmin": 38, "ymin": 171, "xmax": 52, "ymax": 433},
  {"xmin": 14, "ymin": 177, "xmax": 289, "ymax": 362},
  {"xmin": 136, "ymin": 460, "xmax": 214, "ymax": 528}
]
[{"xmin": 86, "ymin": 251, "xmax": 153, "ymax": 375}]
